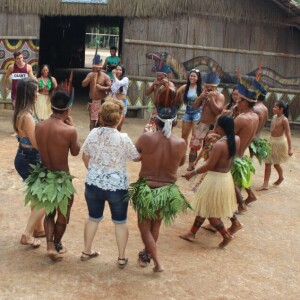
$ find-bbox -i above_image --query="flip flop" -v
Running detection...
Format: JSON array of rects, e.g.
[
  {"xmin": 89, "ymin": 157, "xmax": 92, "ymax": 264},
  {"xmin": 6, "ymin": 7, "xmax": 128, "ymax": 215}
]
[
  {"xmin": 80, "ymin": 251, "xmax": 100, "ymax": 262},
  {"xmin": 118, "ymin": 257, "xmax": 128, "ymax": 269},
  {"xmin": 33, "ymin": 230, "xmax": 46, "ymax": 238},
  {"xmin": 20, "ymin": 235, "xmax": 41, "ymax": 248}
]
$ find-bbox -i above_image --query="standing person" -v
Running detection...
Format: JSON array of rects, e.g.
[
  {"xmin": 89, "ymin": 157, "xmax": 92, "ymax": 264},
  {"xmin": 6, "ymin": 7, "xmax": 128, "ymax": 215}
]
[
  {"xmin": 110, "ymin": 64, "xmax": 129, "ymax": 131},
  {"xmin": 35, "ymin": 64, "xmax": 58, "ymax": 120},
  {"xmin": 3, "ymin": 51, "xmax": 36, "ymax": 105},
  {"xmin": 180, "ymin": 115, "xmax": 240, "ymax": 247},
  {"xmin": 82, "ymin": 55, "xmax": 111, "ymax": 130},
  {"xmin": 257, "ymin": 101, "xmax": 293, "ymax": 190},
  {"xmin": 232, "ymin": 81, "xmax": 259, "ymax": 211},
  {"xmin": 223, "ymin": 87, "xmax": 239, "ymax": 118},
  {"xmin": 81, "ymin": 101, "xmax": 140, "ymax": 268},
  {"xmin": 129, "ymin": 110, "xmax": 191, "ymax": 272},
  {"xmin": 144, "ymin": 64, "xmax": 175, "ymax": 132},
  {"xmin": 191, "ymin": 72, "xmax": 225, "ymax": 167},
  {"xmin": 26, "ymin": 90, "xmax": 80, "ymax": 261},
  {"xmin": 103, "ymin": 46, "xmax": 121, "ymax": 81},
  {"xmin": 14, "ymin": 78, "xmax": 45, "ymax": 247},
  {"xmin": 175, "ymin": 69, "xmax": 202, "ymax": 171}
]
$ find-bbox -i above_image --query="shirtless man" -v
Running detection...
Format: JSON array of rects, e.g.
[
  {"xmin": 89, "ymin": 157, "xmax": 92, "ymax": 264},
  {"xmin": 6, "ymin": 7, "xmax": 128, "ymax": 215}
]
[
  {"xmin": 130, "ymin": 112, "xmax": 189, "ymax": 272},
  {"xmin": 191, "ymin": 72, "xmax": 225, "ymax": 165},
  {"xmin": 234, "ymin": 85, "xmax": 259, "ymax": 211},
  {"xmin": 82, "ymin": 55, "xmax": 111, "ymax": 130},
  {"xmin": 35, "ymin": 90, "xmax": 80, "ymax": 261},
  {"xmin": 144, "ymin": 67, "xmax": 175, "ymax": 132}
]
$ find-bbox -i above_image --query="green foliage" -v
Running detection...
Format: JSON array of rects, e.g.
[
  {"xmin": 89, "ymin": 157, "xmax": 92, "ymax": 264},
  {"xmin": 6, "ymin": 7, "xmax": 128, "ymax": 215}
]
[
  {"xmin": 231, "ymin": 156, "xmax": 255, "ymax": 189},
  {"xmin": 24, "ymin": 164, "xmax": 75, "ymax": 217},
  {"xmin": 128, "ymin": 178, "xmax": 192, "ymax": 226},
  {"xmin": 249, "ymin": 138, "xmax": 271, "ymax": 164}
]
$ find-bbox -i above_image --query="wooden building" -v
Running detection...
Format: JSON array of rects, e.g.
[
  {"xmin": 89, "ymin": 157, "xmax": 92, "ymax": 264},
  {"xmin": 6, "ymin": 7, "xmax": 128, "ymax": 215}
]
[{"xmin": 0, "ymin": 0, "xmax": 300, "ymax": 121}]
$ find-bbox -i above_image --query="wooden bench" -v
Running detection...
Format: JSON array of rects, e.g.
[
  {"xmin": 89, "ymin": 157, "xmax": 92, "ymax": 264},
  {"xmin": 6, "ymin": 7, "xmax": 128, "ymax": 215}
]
[{"xmin": 126, "ymin": 106, "xmax": 149, "ymax": 119}]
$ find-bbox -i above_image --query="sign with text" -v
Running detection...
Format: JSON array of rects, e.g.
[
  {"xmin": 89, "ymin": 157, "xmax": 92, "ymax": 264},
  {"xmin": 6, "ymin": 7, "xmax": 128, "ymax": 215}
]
[{"xmin": 62, "ymin": 0, "xmax": 108, "ymax": 3}]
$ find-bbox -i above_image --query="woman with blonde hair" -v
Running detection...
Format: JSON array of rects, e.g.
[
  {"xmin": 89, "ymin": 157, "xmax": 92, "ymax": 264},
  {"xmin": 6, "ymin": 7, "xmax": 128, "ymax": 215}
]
[
  {"xmin": 13, "ymin": 78, "xmax": 45, "ymax": 247},
  {"xmin": 81, "ymin": 101, "xmax": 140, "ymax": 268}
]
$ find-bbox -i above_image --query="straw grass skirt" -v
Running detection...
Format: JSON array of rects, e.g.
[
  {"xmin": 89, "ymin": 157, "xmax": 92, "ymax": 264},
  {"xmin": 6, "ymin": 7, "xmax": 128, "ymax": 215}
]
[
  {"xmin": 35, "ymin": 94, "xmax": 51, "ymax": 120},
  {"xmin": 193, "ymin": 171, "xmax": 237, "ymax": 218},
  {"xmin": 265, "ymin": 136, "xmax": 289, "ymax": 164}
]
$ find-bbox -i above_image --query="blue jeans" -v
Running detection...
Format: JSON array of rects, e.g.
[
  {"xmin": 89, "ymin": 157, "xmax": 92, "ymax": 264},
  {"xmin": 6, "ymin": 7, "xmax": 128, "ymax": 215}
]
[
  {"xmin": 14, "ymin": 145, "xmax": 40, "ymax": 180},
  {"xmin": 85, "ymin": 183, "xmax": 129, "ymax": 224}
]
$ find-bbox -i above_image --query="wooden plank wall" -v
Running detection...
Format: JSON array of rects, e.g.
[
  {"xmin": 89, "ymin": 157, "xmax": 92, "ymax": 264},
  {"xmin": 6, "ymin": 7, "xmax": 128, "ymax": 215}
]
[
  {"xmin": 0, "ymin": 13, "xmax": 40, "ymax": 36},
  {"xmin": 122, "ymin": 16, "xmax": 300, "ymax": 80}
]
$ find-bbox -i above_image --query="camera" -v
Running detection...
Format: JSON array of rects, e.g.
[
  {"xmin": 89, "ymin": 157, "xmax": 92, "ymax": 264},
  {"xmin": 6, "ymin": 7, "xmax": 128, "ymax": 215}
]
[{"xmin": 106, "ymin": 63, "xmax": 117, "ymax": 73}]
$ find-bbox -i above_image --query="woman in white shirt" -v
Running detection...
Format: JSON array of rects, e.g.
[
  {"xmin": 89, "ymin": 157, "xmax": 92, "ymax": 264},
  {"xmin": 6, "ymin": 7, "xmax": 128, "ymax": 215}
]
[
  {"xmin": 81, "ymin": 101, "xmax": 140, "ymax": 268},
  {"xmin": 110, "ymin": 64, "xmax": 129, "ymax": 131}
]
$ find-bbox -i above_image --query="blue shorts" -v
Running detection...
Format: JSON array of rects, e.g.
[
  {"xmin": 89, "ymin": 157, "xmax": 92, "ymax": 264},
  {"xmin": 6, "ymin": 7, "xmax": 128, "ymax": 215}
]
[
  {"xmin": 85, "ymin": 183, "xmax": 129, "ymax": 224},
  {"xmin": 122, "ymin": 99, "xmax": 129, "ymax": 116},
  {"xmin": 14, "ymin": 145, "xmax": 40, "ymax": 180},
  {"xmin": 181, "ymin": 112, "xmax": 201, "ymax": 123}
]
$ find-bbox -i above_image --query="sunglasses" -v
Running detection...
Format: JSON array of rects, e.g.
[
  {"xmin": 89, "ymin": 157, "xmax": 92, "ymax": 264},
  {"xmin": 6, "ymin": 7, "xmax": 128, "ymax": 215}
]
[{"xmin": 191, "ymin": 69, "xmax": 200, "ymax": 73}]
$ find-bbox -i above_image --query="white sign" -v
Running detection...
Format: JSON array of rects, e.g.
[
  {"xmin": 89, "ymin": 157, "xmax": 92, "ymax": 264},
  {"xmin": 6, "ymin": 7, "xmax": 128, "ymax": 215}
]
[{"xmin": 62, "ymin": 0, "xmax": 108, "ymax": 3}]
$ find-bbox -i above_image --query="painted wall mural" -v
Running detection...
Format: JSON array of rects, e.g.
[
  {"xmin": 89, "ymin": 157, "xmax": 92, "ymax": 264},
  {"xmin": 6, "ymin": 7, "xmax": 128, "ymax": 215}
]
[
  {"xmin": 0, "ymin": 39, "xmax": 39, "ymax": 101},
  {"xmin": 146, "ymin": 51, "xmax": 300, "ymax": 90},
  {"xmin": 0, "ymin": 39, "xmax": 39, "ymax": 71}
]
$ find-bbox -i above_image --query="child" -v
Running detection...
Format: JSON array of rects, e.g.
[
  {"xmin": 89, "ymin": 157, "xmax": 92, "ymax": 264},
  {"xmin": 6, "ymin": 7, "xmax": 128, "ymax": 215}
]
[{"xmin": 257, "ymin": 100, "xmax": 293, "ymax": 190}]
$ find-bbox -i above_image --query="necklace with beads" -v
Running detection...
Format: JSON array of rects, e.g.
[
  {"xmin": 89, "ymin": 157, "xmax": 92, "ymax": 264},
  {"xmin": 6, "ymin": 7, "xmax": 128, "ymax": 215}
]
[{"xmin": 271, "ymin": 114, "xmax": 284, "ymax": 131}]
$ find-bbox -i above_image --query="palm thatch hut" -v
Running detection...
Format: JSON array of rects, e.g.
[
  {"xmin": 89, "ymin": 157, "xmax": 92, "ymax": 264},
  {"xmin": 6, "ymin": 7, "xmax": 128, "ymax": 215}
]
[{"xmin": 0, "ymin": 0, "xmax": 300, "ymax": 121}]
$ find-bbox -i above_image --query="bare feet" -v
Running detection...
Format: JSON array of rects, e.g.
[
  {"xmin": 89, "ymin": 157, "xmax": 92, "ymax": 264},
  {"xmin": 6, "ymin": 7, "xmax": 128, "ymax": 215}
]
[
  {"xmin": 179, "ymin": 232, "xmax": 196, "ymax": 242},
  {"xmin": 202, "ymin": 224, "xmax": 217, "ymax": 234},
  {"xmin": 273, "ymin": 178, "xmax": 284, "ymax": 186},
  {"xmin": 245, "ymin": 196, "xmax": 257, "ymax": 206},
  {"xmin": 153, "ymin": 265, "xmax": 164, "ymax": 272},
  {"xmin": 47, "ymin": 250, "xmax": 63, "ymax": 262},
  {"xmin": 227, "ymin": 222, "xmax": 244, "ymax": 235},
  {"xmin": 33, "ymin": 230, "xmax": 46, "ymax": 238},
  {"xmin": 20, "ymin": 235, "xmax": 41, "ymax": 248},
  {"xmin": 219, "ymin": 234, "xmax": 234, "ymax": 248},
  {"xmin": 55, "ymin": 242, "xmax": 67, "ymax": 254},
  {"xmin": 138, "ymin": 250, "xmax": 151, "ymax": 267},
  {"xmin": 237, "ymin": 203, "xmax": 248, "ymax": 214},
  {"xmin": 256, "ymin": 186, "xmax": 269, "ymax": 191}
]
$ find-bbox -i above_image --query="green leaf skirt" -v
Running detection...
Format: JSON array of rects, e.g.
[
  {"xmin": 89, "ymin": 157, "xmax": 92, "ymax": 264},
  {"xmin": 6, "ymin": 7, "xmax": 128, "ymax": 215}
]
[
  {"xmin": 24, "ymin": 164, "xmax": 75, "ymax": 217},
  {"xmin": 231, "ymin": 156, "xmax": 255, "ymax": 189},
  {"xmin": 128, "ymin": 178, "xmax": 192, "ymax": 226},
  {"xmin": 249, "ymin": 138, "xmax": 271, "ymax": 165}
]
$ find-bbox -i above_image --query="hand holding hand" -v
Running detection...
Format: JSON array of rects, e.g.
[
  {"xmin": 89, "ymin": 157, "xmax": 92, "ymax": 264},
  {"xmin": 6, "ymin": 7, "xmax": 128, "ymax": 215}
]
[
  {"xmin": 182, "ymin": 170, "xmax": 197, "ymax": 181},
  {"xmin": 64, "ymin": 116, "xmax": 74, "ymax": 126}
]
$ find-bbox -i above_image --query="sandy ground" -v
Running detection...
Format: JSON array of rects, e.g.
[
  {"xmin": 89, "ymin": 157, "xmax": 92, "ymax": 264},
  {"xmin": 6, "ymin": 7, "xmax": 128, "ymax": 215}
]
[{"xmin": 0, "ymin": 103, "xmax": 300, "ymax": 300}]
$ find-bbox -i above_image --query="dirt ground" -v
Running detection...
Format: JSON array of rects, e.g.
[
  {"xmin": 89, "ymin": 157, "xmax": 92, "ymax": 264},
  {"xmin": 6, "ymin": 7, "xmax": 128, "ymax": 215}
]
[{"xmin": 0, "ymin": 102, "xmax": 299, "ymax": 300}]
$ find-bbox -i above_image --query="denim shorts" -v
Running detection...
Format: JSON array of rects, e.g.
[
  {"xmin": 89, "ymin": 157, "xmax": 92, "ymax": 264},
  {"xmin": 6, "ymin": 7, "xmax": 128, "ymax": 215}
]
[
  {"xmin": 85, "ymin": 183, "xmax": 129, "ymax": 224},
  {"xmin": 181, "ymin": 112, "xmax": 201, "ymax": 122},
  {"xmin": 122, "ymin": 99, "xmax": 129, "ymax": 116},
  {"xmin": 14, "ymin": 145, "xmax": 40, "ymax": 180}
]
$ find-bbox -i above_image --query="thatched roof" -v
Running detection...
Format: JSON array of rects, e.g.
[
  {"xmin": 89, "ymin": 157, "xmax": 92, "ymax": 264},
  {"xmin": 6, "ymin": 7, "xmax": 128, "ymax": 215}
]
[{"xmin": 0, "ymin": 0, "xmax": 295, "ymax": 27}]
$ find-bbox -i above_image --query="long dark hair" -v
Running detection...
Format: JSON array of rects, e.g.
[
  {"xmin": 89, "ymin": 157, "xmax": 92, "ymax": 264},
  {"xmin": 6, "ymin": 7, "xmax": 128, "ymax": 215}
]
[
  {"xmin": 183, "ymin": 70, "xmax": 202, "ymax": 104},
  {"xmin": 276, "ymin": 100, "xmax": 289, "ymax": 118},
  {"xmin": 226, "ymin": 86, "xmax": 238, "ymax": 110},
  {"xmin": 116, "ymin": 64, "xmax": 125, "ymax": 94},
  {"xmin": 217, "ymin": 115, "xmax": 236, "ymax": 159},
  {"xmin": 13, "ymin": 78, "xmax": 38, "ymax": 132},
  {"xmin": 37, "ymin": 64, "xmax": 54, "ymax": 93}
]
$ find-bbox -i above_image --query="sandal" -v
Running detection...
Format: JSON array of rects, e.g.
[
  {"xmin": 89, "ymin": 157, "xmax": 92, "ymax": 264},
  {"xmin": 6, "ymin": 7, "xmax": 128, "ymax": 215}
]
[
  {"xmin": 20, "ymin": 234, "xmax": 41, "ymax": 248},
  {"xmin": 118, "ymin": 257, "xmax": 128, "ymax": 269},
  {"xmin": 138, "ymin": 250, "xmax": 151, "ymax": 267},
  {"xmin": 33, "ymin": 230, "xmax": 46, "ymax": 238},
  {"xmin": 80, "ymin": 251, "xmax": 100, "ymax": 262}
]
